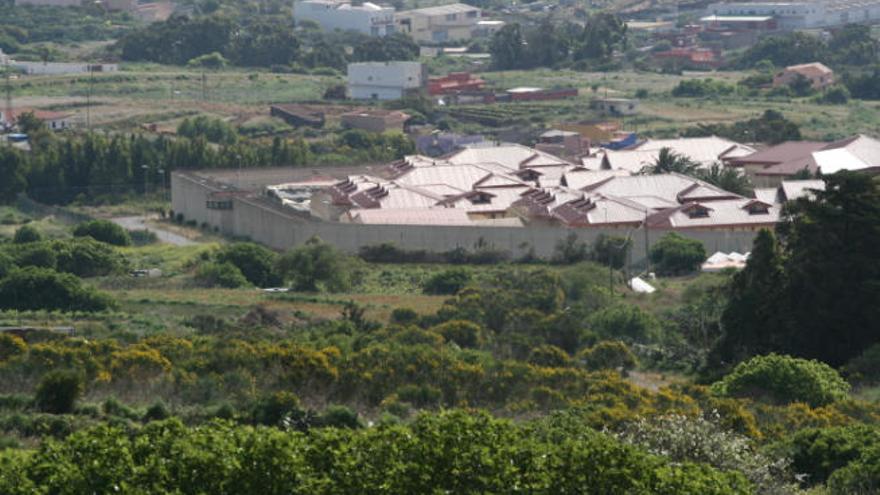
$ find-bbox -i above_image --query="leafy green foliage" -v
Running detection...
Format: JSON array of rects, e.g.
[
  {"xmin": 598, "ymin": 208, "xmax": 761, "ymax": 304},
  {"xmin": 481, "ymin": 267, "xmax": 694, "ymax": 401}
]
[
  {"xmin": 12, "ymin": 224, "xmax": 43, "ymax": 244},
  {"xmin": 617, "ymin": 414, "xmax": 795, "ymax": 494},
  {"xmin": 73, "ymin": 219, "xmax": 132, "ymax": 246},
  {"xmin": 423, "ymin": 268, "xmax": 472, "ymax": 295},
  {"xmin": 214, "ymin": 243, "xmax": 281, "ymax": 288},
  {"xmin": 641, "ymin": 147, "xmax": 700, "ymax": 175},
  {"xmin": 827, "ymin": 443, "xmax": 880, "ymax": 495},
  {"xmin": 683, "ymin": 110, "xmax": 801, "ymax": 145},
  {"xmin": 0, "ymin": 147, "xmax": 27, "ymax": 204},
  {"xmin": 177, "ymin": 116, "xmax": 238, "ymax": 144},
  {"xmin": 194, "ymin": 261, "xmax": 250, "ymax": 288},
  {"xmin": 787, "ymin": 425, "xmax": 880, "ymax": 486},
  {"xmin": 695, "ymin": 164, "xmax": 753, "ymax": 196},
  {"xmin": 649, "ymin": 233, "xmax": 706, "ymax": 276},
  {"xmin": 711, "ymin": 354, "xmax": 850, "ymax": 407},
  {"xmin": 276, "ymin": 238, "xmax": 358, "ymax": 292},
  {"xmin": 671, "ymin": 79, "xmax": 736, "ymax": 97},
  {"xmin": 593, "ymin": 234, "xmax": 631, "ymax": 270},
  {"xmin": 580, "ymin": 341, "xmax": 638, "ymax": 372},
  {"xmin": 35, "ymin": 370, "xmax": 84, "ymax": 414},
  {"xmin": 0, "ymin": 267, "xmax": 115, "ymax": 312},
  {"xmin": 352, "ymin": 33, "xmax": 419, "ymax": 62},
  {"xmin": 0, "ymin": 411, "xmax": 750, "ymax": 494},
  {"xmin": 589, "ymin": 305, "xmax": 660, "ymax": 343}
]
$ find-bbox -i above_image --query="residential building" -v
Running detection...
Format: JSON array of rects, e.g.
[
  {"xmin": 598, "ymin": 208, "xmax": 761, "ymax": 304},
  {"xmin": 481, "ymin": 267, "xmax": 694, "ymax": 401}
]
[
  {"xmin": 347, "ymin": 61, "xmax": 426, "ymax": 100},
  {"xmin": 340, "ymin": 109, "xmax": 410, "ymax": 133},
  {"xmin": 753, "ymin": 179, "xmax": 825, "ymax": 204},
  {"xmin": 729, "ymin": 134, "xmax": 880, "ymax": 186},
  {"xmin": 427, "ymin": 72, "xmax": 486, "ymax": 96},
  {"xmin": 705, "ymin": 0, "xmax": 880, "ymax": 30},
  {"xmin": 773, "ymin": 62, "xmax": 835, "ymax": 90},
  {"xmin": 594, "ymin": 136, "xmax": 756, "ymax": 173},
  {"xmin": 294, "ymin": 0, "xmax": 395, "ymax": 36},
  {"xmin": 0, "ymin": 108, "xmax": 74, "ymax": 131},
  {"xmin": 653, "ymin": 47, "xmax": 723, "ymax": 69},
  {"xmin": 394, "ymin": 3, "xmax": 482, "ymax": 42},
  {"xmin": 535, "ymin": 129, "xmax": 588, "ymax": 159},
  {"xmin": 699, "ymin": 14, "xmax": 778, "ymax": 31},
  {"xmin": 590, "ymin": 97, "xmax": 640, "ymax": 116}
]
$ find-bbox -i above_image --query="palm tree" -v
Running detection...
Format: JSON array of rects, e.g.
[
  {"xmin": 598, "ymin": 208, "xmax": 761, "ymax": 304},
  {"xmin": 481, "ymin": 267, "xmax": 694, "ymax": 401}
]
[
  {"xmin": 696, "ymin": 163, "xmax": 754, "ymax": 196},
  {"xmin": 641, "ymin": 147, "xmax": 700, "ymax": 175}
]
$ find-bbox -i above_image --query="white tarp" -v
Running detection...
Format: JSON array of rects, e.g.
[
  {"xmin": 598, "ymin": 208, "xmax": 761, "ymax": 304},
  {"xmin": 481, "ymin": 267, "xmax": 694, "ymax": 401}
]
[
  {"xmin": 701, "ymin": 251, "xmax": 750, "ymax": 272},
  {"xmin": 629, "ymin": 276, "xmax": 656, "ymax": 294}
]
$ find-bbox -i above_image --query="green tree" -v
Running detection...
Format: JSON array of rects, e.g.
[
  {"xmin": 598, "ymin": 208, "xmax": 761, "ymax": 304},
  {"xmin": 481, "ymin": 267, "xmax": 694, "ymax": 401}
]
[
  {"xmin": 352, "ymin": 33, "xmax": 419, "ymax": 62},
  {"xmin": 276, "ymin": 237, "xmax": 356, "ymax": 292},
  {"xmin": 12, "ymin": 224, "xmax": 43, "ymax": 244},
  {"xmin": 589, "ymin": 305, "xmax": 660, "ymax": 343},
  {"xmin": 195, "ymin": 261, "xmax": 250, "ymax": 288},
  {"xmin": 641, "ymin": 147, "xmax": 699, "ymax": 175},
  {"xmin": 711, "ymin": 353, "xmax": 850, "ymax": 407},
  {"xmin": 696, "ymin": 163, "xmax": 753, "ymax": 195},
  {"xmin": 575, "ymin": 13, "xmax": 627, "ymax": 61},
  {"xmin": 489, "ymin": 23, "xmax": 525, "ymax": 70},
  {"xmin": 0, "ymin": 147, "xmax": 27, "ymax": 204},
  {"xmin": 423, "ymin": 268, "xmax": 471, "ymax": 295},
  {"xmin": 35, "ymin": 370, "xmax": 85, "ymax": 414},
  {"xmin": 649, "ymin": 232, "xmax": 706, "ymax": 276},
  {"xmin": 72, "ymin": 219, "xmax": 132, "ymax": 246},
  {"xmin": 215, "ymin": 242, "xmax": 281, "ymax": 287},
  {"xmin": 778, "ymin": 172, "xmax": 880, "ymax": 366},
  {"xmin": 712, "ymin": 230, "xmax": 786, "ymax": 366},
  {"xmin": 0, "ymin": 266, "xmax": 115, "ymax": 312}
]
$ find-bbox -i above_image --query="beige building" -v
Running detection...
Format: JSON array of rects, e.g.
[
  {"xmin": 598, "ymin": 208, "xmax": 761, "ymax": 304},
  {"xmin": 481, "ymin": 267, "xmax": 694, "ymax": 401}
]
[
  {"xmin": 340, "ymin": 109, "xmax": 410, "ymax": 133},
  {"xmin": 395, "ymin": 3, "xmax": 482, "ymax": 42},
  {"xmin": 773, "ymin": 62, "xmax": 835, "ymax": 90}
]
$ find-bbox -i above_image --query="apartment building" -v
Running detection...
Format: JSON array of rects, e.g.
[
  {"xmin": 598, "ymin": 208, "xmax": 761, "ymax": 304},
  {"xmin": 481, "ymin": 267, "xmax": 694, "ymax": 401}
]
[
  {"xmin": 394, "ymin": 3, "xmax": 482, "ymax": 42},
  {"xmin": 295, "ymin": 0, "xmax": 395, "ymax": 36},
  {"xmin": 347, "ymin": 61, "xmax": 426, "ymax": 100}
]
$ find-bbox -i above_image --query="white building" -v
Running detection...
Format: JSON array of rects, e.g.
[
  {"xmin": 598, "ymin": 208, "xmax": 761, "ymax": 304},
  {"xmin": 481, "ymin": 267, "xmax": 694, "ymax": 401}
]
[
  {"xmin": 295, "ymin": 0, "xmax": 395, "ymax": 36},
  {"xmin": 706, "ymin": 0, "xmax": 880, "ymax": 29},
  {"xmin": 394, "ymin": 3, "xmax": 483, "ymax": 42},
  {"xmin": 347, "ymin": 61, "xmax": 426, "ymax": 100}
]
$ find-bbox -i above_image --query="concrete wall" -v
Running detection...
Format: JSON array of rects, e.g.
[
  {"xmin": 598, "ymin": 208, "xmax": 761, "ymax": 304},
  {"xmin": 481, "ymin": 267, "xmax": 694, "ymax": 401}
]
[{"xmin": 173, "ymin": 172, "xmax": 760, "ymax": 262}]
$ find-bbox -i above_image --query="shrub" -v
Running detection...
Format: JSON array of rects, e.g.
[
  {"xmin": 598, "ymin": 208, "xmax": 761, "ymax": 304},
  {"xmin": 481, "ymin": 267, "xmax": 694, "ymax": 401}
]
[
  {"xmin": 251, "ymin": 391, "xmax": 303, "ymax": 426},
  {"xmin": 0, "ymin": 334, "xmax": 27, "ymax": 361},
  {"xmin": 73, "ymin": 220, "xmax": 132, "ymax": 246},
  {"xmin": 359, "ymin": 242, "xmax": 428, "ymax": 263},
  {"xmin": 54, "ymin": 238, "xmax": 126, "ymax": 277},
  {"xmin": 12, "ymin": 225, "xmax": 43, "ymax": 244},
  {"xmin": 389, "ymin": 307, "xmax": 419, "ymax": 325},
  {"xmin": 818, "ymin": 84, "xmax": 850, "ymax": 104},
  {"xmin": 318, "ymin": 405, "xmax": 361, "ymax": 429},
  {"xmin": 711, "ymin": 354, "xmax": 850, "ymax": 407},
  {"xmin": 277, "ymin": 237, "xmax": 358, "ymax": 292},
  {"xmin": 528, "ymin": 344, "xmax": 572, "ymax": 368},
  {"xmin": 128, "ymin": 229, "xmax": 158, "ymax": 246},
  {"xmin": 589, "ymin": 305, "xmax": 660, "ymax": 343},
  {"xmin": 617, "ymin": 414, "xmax": 796, "ymax": 494},
  {"xmin": 671, "ymin": 78, "xmax": 736, "ymax": 97},
  {"xmin": 35, "ymin": 370, "xmax": 84, "ymax": 414},
  {"xmin": 827, "ymin": 444, "xmax": 880, "ymax": 495},
  {"xmin": 649, "ymin": 233, "xmax": 706, "ymax": 276},
  {"xmin": 593, "ymin": 234, "xmax": 631, "ymax": 269},
  {"xmin": 552, "ymin": 233, "xmax": 591, "ymax": 264},
  {"xmin": 143, "ymin": 401, "xmax": 171, "ymax": 422},
  {"xmin": 423, "ymin": 268, "xmax": 471, "ymax": 295},
  {"xmin": 788, "ymin": 425, "xmax": 880, "ymax": 486},
  {"xmin": 194, "ymin": 262, "xmax": 250, "ymax": 288},
  {"xmin": 0, "ymin": 252, "xmax": 14, "ymax": 279},
  {"xmin": 0, "ymin": 267, "xmax": 115, "ymax": 312},
  {"xmin": 431, "ymin": 320, "xmax": 484, "ymax": 348},
  {"xmin": 580, "ymin": 341, "xmax": 638, "ymax": 372},
  {"xmin": 843, "ymin": 343, "xmax": 880, "ymax": 384},
  {"xmin": 215, "ymin": 242, "xmax": 281, "ymax": 287},
  {"xmin": 13, "ymin": 243, "xmax": 57, "ymax": 269}
]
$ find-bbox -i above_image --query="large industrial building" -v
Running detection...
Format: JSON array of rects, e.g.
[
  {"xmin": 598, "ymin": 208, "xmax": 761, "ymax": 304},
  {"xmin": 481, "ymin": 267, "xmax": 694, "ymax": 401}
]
[{"xmin": 705, "ymin": 0, "xmax": 880, "ymax": 30}]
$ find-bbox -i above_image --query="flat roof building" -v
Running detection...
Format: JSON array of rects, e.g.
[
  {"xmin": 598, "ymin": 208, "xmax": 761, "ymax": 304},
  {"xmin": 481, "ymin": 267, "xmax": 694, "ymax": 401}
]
[{"xmin": 295, "ymin": 0, "xmax": 395, "ymax": 36}]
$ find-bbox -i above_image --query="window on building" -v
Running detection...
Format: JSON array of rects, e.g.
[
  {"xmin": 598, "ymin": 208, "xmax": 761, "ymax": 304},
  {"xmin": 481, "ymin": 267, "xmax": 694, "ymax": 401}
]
[
  {"xmin": 446, "ymin": 13, "xmax": 457, "ymax": 20},
  {"xmin": 469, "ymin": 194, "xmax": 491, "ymax": 205},
  {"xmin": 206, "ymin": 200, "xmax": 233, "ymax": 210},
  {"xmin": 466, "ymin": 10, "xmax": 478, "ymax": 17},
  {"xmin": 687, "ymin": 207, "xmax": 710, "ymax": 219}
]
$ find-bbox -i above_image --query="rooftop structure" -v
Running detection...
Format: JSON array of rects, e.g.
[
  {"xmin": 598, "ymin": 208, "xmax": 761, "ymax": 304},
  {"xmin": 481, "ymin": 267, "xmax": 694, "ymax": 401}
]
[
  {"xmin": 730, "ymin": 135, "xmax": 880, "ymax": 186},
  {"xmin": 594, "ymin": 136, "xmax": 756, "ymax": 173},
  {"xmin": 347, "ymin": 61, "xmax": 426, "ymax": 101},
  {"xmin": 340, "ymin": 109, "xmax": 410, "ymax": 133},
  {"xmin": 294, "ymin": 0, "xmax": 395, "ymax": 36},
  {"xmin": 706, "ymin": 0, "xmax": 880, "ymax": 30},
  {"xmin": 427, "ymin": 72, "xmax": 486, "ymax": 96},
  {"xmin": 394, "ymin": 3, "xmax": 485, "ymax": 42},
  {"xmin": 773, "ymin": 62, "xmax": 835, "ymax": 90}
]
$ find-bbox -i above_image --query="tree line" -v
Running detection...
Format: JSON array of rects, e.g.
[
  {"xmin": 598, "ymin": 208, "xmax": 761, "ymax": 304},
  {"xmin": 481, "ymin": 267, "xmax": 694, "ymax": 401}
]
[
  {"xmin": 116, "ymin": 15, "xmax": 419, "ymax": 70},
  {"xmin": 489, "ymin": 14, "xmax": 628, "ymax": 70},
  {"xmin": 0, "ymin": 119, "xmax": 414, "ymax": 205}
]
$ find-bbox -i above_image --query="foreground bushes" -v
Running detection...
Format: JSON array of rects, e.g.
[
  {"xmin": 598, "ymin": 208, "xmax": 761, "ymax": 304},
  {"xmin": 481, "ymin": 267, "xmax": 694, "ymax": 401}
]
[
  {"xmin": 0, "ymin": 267, "xmax": 115, "ymax": 312},
  {"xmin": 0, "ymin": 410, "xmax": 750, "ymax": 495}
]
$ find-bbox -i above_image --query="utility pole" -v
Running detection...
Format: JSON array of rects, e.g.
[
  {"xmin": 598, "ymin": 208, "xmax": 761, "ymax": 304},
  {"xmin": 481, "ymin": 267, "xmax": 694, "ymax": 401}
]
[
  {"xmin": 643, "ymin": 209, "xmax": 650, "ymax": 275},
  {"xmin": 201, "ymin": 71, "xmax": 207, "ymax": 101},
  {"xmin": 86, "ymin": 65, "xmax": 94, "ymax": 131},
  {"xmin": 3, "ymin": 59, "xmax": 12, "ymax": 130},
  {"xmin": 142, "ymin": 164, "xmax": 149, "ymax": 224}
]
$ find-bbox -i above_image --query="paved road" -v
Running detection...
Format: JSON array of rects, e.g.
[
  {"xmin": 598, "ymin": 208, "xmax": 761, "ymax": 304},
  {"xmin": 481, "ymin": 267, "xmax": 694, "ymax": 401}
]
[{"xmin": 112, "ymin": 216, "xmax": 197, "ymax": 246}]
